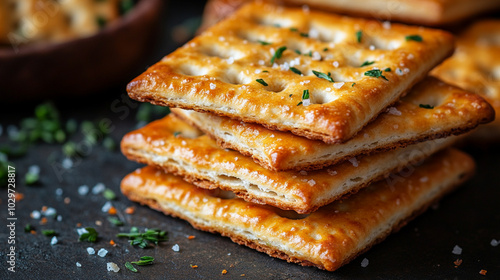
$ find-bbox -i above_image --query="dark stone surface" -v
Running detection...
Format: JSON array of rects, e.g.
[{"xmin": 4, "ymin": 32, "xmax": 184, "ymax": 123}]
[{"xmin": 1, "ymin": 1, "xmax": 499, "ymax": 279}]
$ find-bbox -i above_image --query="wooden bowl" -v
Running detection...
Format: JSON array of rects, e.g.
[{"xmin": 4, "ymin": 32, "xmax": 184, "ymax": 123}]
[{"xmin": 0, "ymin": 0, "xmax": 163, "ymax": 102}]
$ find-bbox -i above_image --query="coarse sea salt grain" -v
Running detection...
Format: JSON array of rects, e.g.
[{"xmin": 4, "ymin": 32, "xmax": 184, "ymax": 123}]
[
  {"xmin": 387, "ymin": 107, "xmax": 402, "ymax": 116},
  {"xmin": 55, "ymin": 188, "xmax": 63, "ymax": 196},
  {"xmin": 50, "ymin": 236, "xmax": 58, "ymax": 245},
  {"xmin": 383, "ymin": 21, "xmax": 391, "ymax": 29},
  {"xmin": 31, "ymin": 210, "xmax": 41, "ymax": 219},
  {"xmin": 307, "ymin": 179, "xmax": 316, "ymax": 186},
  {"xmin": 78, "ymin": 185, "xmax": 89, "ymax": 196},
  {"xmin": 87, "ymin": 247, "xmax": 96, "ymax": 255},
  {"xmin": 172, "ymin": 244, "xmax": 180, "ymax": 252},
  {"xmin": 349, "ymin": 157, "xmax": 359, "ymax": 167},
  {"xmin": 302, "ymin": 99, "xmax": 311, "ymax": 106},
  {"xmin": 76, "ymin": 262, "xmax": 82, "ymax": 268},
  {"xmin": 333, "ymin": 82, "xmax": 344, "ymax": 89},
  {"xmin": 62, "ymin": 158, "xmax": 73, "ymax": 169},
  {"xmin": 98, "ymin": 248, "xmax": 108, "ymax": 257},
  {"xmin": 210, "ymin": 83, "xmax": 216, "ymax": 90},
  {"xmin": 101, "ymin": 201, "xmax": 112, "ymax": 213},
  {"xmin": 107, "ymin": 262, "xmax": 120, "ymax": 272},
  {"xmin": 491, "ymin": 239, "xmax": 499, "ymax": 247},
  {"xmin": 92, "ymin": 183, "xmax": 106, "ymax": 194},
  {"xmin": 28, "ymin": 165, "xmax": 40, "ymax": 175},
  {"xmin": 452, "ymin": 245, "xmax": 462, "ymax": 255},
  {"xmin": 57, "ymin": 215, "xmax": 62, "ymax": 222},
  {"xmin": 43, "ymin": 207, "xmax": 57, "ymax": 217},
  {"xmin": 361, "ymin": 258, "xmax": 369, "ymax": 267},
  {"xmin": 77, "ymin": 228, "xmax": 88, "ymax": 236}
]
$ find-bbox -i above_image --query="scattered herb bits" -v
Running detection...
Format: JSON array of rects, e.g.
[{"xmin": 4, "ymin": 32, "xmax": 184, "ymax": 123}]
[
  {"xmin": 108, "ymin": 216, "xmax": 124, "ymax": 227},
  {"xmin": 356, "ymin": 30, "xmax": 363, "ymax": 43},
  {"xmin": 360, "ymin": 61, "xmax": 375, "ymax": 67},
  {"xmin": 364, "ymin": 69, "xmax": 388, "ymax": 81},
  {"xmin": 132, "ymin": 256, "xmax": 155, "ymax": 266},
  {"xmin": 256, "ymin": 79, "xmax": 268, "ymax": 86},
  {"xmin": 419, "ymin": 104, "xmax": 434, "ymax": 109},
  {"xmin": 42, "ymin": 230, "xmax": 57, "ymax": 237},
  {"xmin": 405, "ymin": 35, "xmax": 423, "ymax": 42},
  {"xmin": 24, "ymin": 224, "xmax": 34, "ymax": 232},
  {"xmin": 125, "ymin": 262, "xmax": 138, "ymax": 272},
  {"xmin": 271, "ymin": 46, "xmax": 287, "ymax": 64},
  {"xmin": 117, "ymin": 228, "xmax": 168, "ymax": 248},
  {"xmin": 290, "ymin": 67, "xmax": 302, "ymax": 75},
  {"xmin": 384, "ymin": 68, "xmax": 391, "ymax": 72},
  {"xmin": 258, "ymin": 40, "xmax": 271, "ymax": 45},
  {"xmin": 103, "ymin": 189, "xmax": 117, "ymax": 201},
  {"xmin": 79, "ymin": 227, "xmax": 99, "ymax": 243}
]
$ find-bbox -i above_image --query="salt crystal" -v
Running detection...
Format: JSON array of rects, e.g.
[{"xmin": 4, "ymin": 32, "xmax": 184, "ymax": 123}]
[
  {"xmin": 77, "ymin": 228, "xmax": 88, "ymax": 236},
  {"xmin": 210, "ymin": 83, "xmax": 216, "ymax": 90},
  {"xmin": 31, "ymin": 210, "xmax": 41, "ymax": 219},
  {"xmin": 98, "ymin": 248, "xmax": 108, "ymax": 257},
  {"xmin": 452, "ymin": 245, "xmax": 462, "ymax": 255},
  {"xmin": 254, "ymin": 69, "xmax": 261, "ymax": 74},
  {"xmin": 396, "ymin": 68, "xmax": 404, "ymax": 76},
  {"xmin": 311, "ymin": 51, "xmax": 321, "ymax": 61},
  {"xmin": 87, "ymin": 247, "xmax": 96, "ymax": 255},
  {"xmin": 228, "ymin": 253, "xmax": 231, "ymax": 256},
  {"xmin": 407, "ymin": 54, "xmax": 414, "ymax": 60},
  {"xmin": 403, "ymin": 68, "xmax": 410, "ymax": 74},
  {"xmin": 307, "ymin": 179, "xmax": 316, "ymax": 186},
  {"xmin": 258, "ymin": 60, "xmax": 265, "ymax": 65},
  {"xmin": 349, "ymin": 157, "xmax": 359, "ymax": 167},
  {"xmin": 182, "ymin": 140, "xmax": 187, "ymax": 145},
  {"xmin": 491, "ymin": 239, "xmax": 499, "ymax": 247},
  {"xmin": 309, "ymin": 28, "xmax": 319, "ymax": 39},
  {"xmin": 227, "ymin": 57, "xmax": 234, "ymax": 64},
  {"xmin": 333, "ymin": 61, "xmax": 339, "ymax": 68},
  {"xmin": 387, "ymin": 107, "xmax": 402, "ymax": 116},
  {"xmin": 92, "ymin": 183, "xmax": 106, "ymax": 194},
  {"xmin": 369, "ymin": 45, "xmax": 376, "ymax": 50},
  {"xmin": 28, "ymin": 165, "xmax": 40, "ymax": 175},
  {"xmin": 101, "ymin": 201, "xmax": 112, "ymax": 213},
  {"xmin": 50, "ymin": 236, "xmax": 58, "ymax": 245},
  {"xmin": 333, "ymin": 82, "xmax": 344, "ymax": 89},
  {"xmin": 78, "ymin": 185, "xmax": 89, "ymax": 196},
  {"xmin": 302, "ymin": 99, "xmax": 311, "ymax": 106},
  {"xmin": 218, "ymin": 36, "xmax": 225, "ymax": 41},
  {"xmin": 62, "ymin": 158, "xmax": 73, "ymax": 169},
  {"xmin": 55, "ymin": 188, "xmax": 63, "ymax": 196},
  {"xmin": 57, "ymin": 215, "xmax": 62, "ymax": 222},
  {"xmin": 76, "ymin": 262, "xmax": 82, "ymax": 267},
  {"xmin": 326, "ymin": 87, "xmax": 331, "ymax": 92},
  {"xmin": 383, "ymin": 21, "xmax": 391, "ymax": 29},
  {"xmin": 107, "ymin": 262, "xmax": 120, "ymax": 272},
  {"xmin": 361, "ymin": 258, "xmax": 369, "ymax": 267},
  {"xmin": 43, "ymin": 207, "xmax": 57, "ymax": 217},
  {"xmin": 172, "ymin": 244, "xmax": 180, "ymax": 252}
]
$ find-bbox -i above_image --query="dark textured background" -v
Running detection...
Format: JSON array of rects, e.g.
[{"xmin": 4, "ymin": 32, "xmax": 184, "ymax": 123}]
[{"xmin": 1, "ymin": 1, "xmax": 499, "ymax": 279}]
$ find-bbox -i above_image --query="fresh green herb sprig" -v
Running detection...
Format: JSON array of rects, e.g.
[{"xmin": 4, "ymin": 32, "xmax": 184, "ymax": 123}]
[
  {"xmin": 42, "ymin": 230, "xmax": 57, "ymax": 237},
  {"xmin": 79, "ymin": 227, "xmax": 99, "ymax": 243},
  {"xmin": 125, "ymin": 256, "xmax": 155, "ymax": 272},
  {"xmin": 405, "ymin": 35, "xmax": 423, "ymax": 42},
  {"xmin": 117, "ymin": 227, "xmax": 168, "ymax": 248},
  {"xmin": 256, "ymin": 79, "xmax": 268, "ymax": 86},
  {"xmin": 290, "ymin": 67, "xmax": 302, "ymax": 75},
  {"xmin": 271, "ymin": 46, "xmax": 287, "ymax": 64},
  {"xmin": 103, "ymin": 189, "xmax": 117, "ymax": 201},
  {"xmin": 312, "ymin": 70, "xmax": 334, "ymax": 83},
  {"xmin": 108, "ymin": 217, "xmax": 124, "ymax": 227},
  {"xmin": 364, "ymin": 69, "xmax": 388, "ymax": 81}
]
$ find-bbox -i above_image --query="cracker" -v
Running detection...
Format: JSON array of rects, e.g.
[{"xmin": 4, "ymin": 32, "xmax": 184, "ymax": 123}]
[
  {"xmin": 121, "ymin": 148, "xmax": 475, "ymax": 271},
  {"xmin": 172, "ymin": 77, "xmax": 494, "ymax": 171},
  {"xmin": 121, "ymin": 114, "xmax": 457, "ymax": 213},
  {"xmin": 432, "ymin": 20, "xmax": 500, "ymax": 141},
  {"xmin": 127, "ymin": 2, "xmax": 454, "ymax": 143},
  {"xmin": 198, "ymin": 0, "xmax": 500, "ymax": 30}
]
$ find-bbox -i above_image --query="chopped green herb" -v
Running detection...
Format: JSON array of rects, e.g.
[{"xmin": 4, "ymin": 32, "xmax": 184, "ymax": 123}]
[
  {"xmin": 24, "ymin": 224, "xmax": 34, "ymax": 232},
  {"xmin": 323, "ymin": 48, "xmax": 328, "ymax": 51},
  {"xmin": 290, "ymin": 67, "xmax": 302, "ymax": 75},
  {"xmin": 302, "ymin": 89, "xmax": 310, "ymax": 100},
  {"xmin": 262, "ymin": 70, "xmax": 269, "ymax": 73},
  {"xmin": 289, "ymin": 94, "xmax": 293, "ymax": 97},
  {"xmin": 79, "ymin": 227, "xmax": 98, "ymax": 243},
  {"xmin": 108, "ymin": 216, "xmax": 124, "ymax": 227},
  {"xmin": 258, "ymin": 40, "xmax": 271, "ymax": 45},
  {"xmin": 312, "ymin": 70, "xmax": 334, "ymax": 83},
  {"xmin": 117, "ymin": 228, "xmax": 168, "ymax": 248},
  {"xmin": 103, "ymin": 189, "xmax": 116, "ymax": 201},
  {"xmin": 42, "ymin": 230, "xmax": 57, "ymax": 237},
  {"xmin": 256, "ymin": 79, "xmax": 268, "ymax": 86},
  {"xmin": 297, "ymin": 101, "xmax": 303, "ymax": 106},
  {"xmin": 360, "ymin": 61, "xmax": 375, "ymax": 67},
  {"xmin": 103, "ymin": 137, "xmax": 116, "ymax": 151},
  {"xmin": 54, "ymin": 129, "xmax": 66, "ymax": 143},
  {"xmin": 300, "ymin": 32, "xmax": 309, "ymax": 37},
  {"xmin": 384, "ymin": 67, "xmax": 391, "ymax": 72},
  {"xmin": 294, "ymin": 49, "xmax": 301, "ymax": 55},
  {"xmin": 62, "ymin": 141, "xmax": 78, "ymax": 157},
  {"xmin": 120, "ymin": 0, "xmax": 134, "ymax": 14},
  {"xmin": 290, "ymin": 27, "xmax": 298, "ymax": 32},
  {"xmin": 131, "ymin": 256, "xmax": 155, "ymax": 266},
  {"xmin": 364, "ymin": 69, "xmax": 388, "ymax": 81},
  {"xmin": 405, "ymin": 35, "xmax": 423, "ymax": 42},
  {"xmin": 305, "ymin": 50, "xmax": 312, "ymax": 57},
  {"xmin": 356, "ymin": 30, "xmax": 363, "ymax": 43},
  {"xmin": 419, "ymin": 104, "xmax": 434, "ymax": 109},
  {"xmin": 125, "ymin": 262, "xmax": 138, "ymax": 272},
  {"xmin": 352, "ymin": 82, "xmax": 356, "ymax": 87},
  {"xmin": 173, "ymin": 132, "xmax": 181, "ymax": 137},
  {"xmin": 96, "ymin": 16, "xmax": 107, "ymax": 28},
  {"xmin": 25, "ymin": 172, "xmax": 39, "ymax": 185},
  {"xmin": 271, "ymin": 46, "xmax": 287, "ymax": 64}
]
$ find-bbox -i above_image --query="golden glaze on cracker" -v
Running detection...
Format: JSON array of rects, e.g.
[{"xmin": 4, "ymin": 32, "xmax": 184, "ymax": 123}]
[
  {"xmin": 127, "ymin": 2, "xmax": 454, "ymax": 143},
  {"xmin": 121, "ymin": 149, "xmax": 475, "ymax": 271},
  {"xmin": 432, "ymin": 20, "xmax": 500, "ymax": 140},
  {"xmin": 121, "ymin": 114, "xmax": 457, "ymax": 213}
]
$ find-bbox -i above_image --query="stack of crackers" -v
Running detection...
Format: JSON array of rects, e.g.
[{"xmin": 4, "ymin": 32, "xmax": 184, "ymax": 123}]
[{"xmin": 120, "ymin": 2, "xmax": 495, "ymax": 271}]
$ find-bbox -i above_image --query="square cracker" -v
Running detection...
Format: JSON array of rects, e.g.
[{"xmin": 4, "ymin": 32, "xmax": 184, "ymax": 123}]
[
  {"xmin": 127, "ymin": 2, "xmax": 454, "ymax": 144},
  {"xmin": 121, "ymin": 148, "xmax": 475, "ymax": 271},
  {"xmin": 121, "ymin": 113, "xmax": 457, "ymax": 214},
  {"xmin": 432, "ymin": 20, "xmax": 500, "ymax": 140},
  {"xmin": 172, "ymin": 77, "xmax": 494, "ymax": 171}
]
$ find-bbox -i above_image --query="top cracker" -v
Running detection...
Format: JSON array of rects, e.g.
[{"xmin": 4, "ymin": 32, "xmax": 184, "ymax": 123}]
[{"xmin": 127, "ymin": 2, "xmax": 454, "ymax": 143}]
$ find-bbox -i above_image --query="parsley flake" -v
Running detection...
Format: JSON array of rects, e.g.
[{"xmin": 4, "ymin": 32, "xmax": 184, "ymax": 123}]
[
  {"xmin": 42, "ymin": 230, "xmax": 57, "ymax": 237},
  {"xmin": 300, "ymin": 32, "xmax": 309, "ymax": 37},
  {"xmin": 294, "ymin": 49, "xmax": 301, "ymax": 55},
  {"xmin": 256, "ymin": 79, "xmax": 268, "ymax": 86},
  {"xmin": 364, "ymin": 69, "xmax": 388, "ymax": 81},
  {"xmin": 290, "ymin": 27, "xmax": 298, "ymax": 32},
  {"xmin": 305, "ymin": 50, "xmax": 312, "ymax": 57},
  {"xmin": 323, "ymin": 48, "xmax": 328, "ymax": 51},
  {"xmin": 360, "ymin": 61, "xmax": 375, "ymax": 67},
  {"xmin": 352, "ymin": 82, "xmax": 356, "ymax": 87},
  {"xmin": 108, "ymin": 216, "xmax": 124, "ymax": 227},
  {"xmin": 405, "ymin": 35, "xmax": 423, "ymax": 42},
  {"xmin": 173, "ymin": 131, "xmax": 181, "ymax": 137},
  {"xmin": 290, "ymin": 67, "xmax": 302, "ymax": 75},
  {"xmin": 132, "ymin": 256, "xmax": 155, "ymax": 266},
  {"xmin": 302, "ymin": 89, "xmax": 310, "ymax": 100},
  {"xmin": 384, "ymin": 67, "xmax": 391, "ymax": 72},
  {"xmin": 258, "ymin": 40, "xmax": 271, "ymax": 45},
  {"xmin": 312, "ymin": 70, "xmax": 334, "ymax": 82},
  {"xmin": 125, "ymin": 262, "xmax": 138, "ymax": 272},
  {"xmin": 24, "ymin": 223, "xmax": 34, "ymax": 232},
  {"xmin": 297, "ymin": 101, "xmax": 303, "ymax": 106},
  {"xmin": 356, "ymin": 30, "xmax": 363, "ymax": 43},
  {"xmin": 271, "ymin": 46, "xmax": 287, "ymax": 64},
  {"xmin": 103, "ymin": 189, "xmax": 116, "ymax": 200},
  {"xmin": 117, "ymin": 228, "xmax": 168, "ymax": 248},
  {"xmin": 419, "ymin": 104, "xmax": 434, "ymax": 109},
  {"xmin": 79, "ymin": 227, "xmax": 99, "ymax": 243}
]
